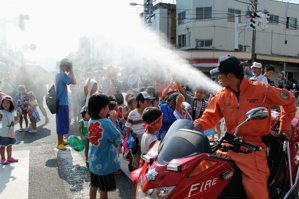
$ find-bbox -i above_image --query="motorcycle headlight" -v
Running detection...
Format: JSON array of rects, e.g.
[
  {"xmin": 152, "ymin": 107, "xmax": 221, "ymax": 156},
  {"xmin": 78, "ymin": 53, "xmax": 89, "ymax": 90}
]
[{"xmin": 136, "ymin": 177, "xmax": 175, "ymax": 199}]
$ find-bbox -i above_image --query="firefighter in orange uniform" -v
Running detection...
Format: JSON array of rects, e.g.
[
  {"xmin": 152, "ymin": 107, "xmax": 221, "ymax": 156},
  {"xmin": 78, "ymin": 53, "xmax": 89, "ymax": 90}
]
[{"xmin": 194, "ymin": 55, "xmax": 297, "ymax": 199}]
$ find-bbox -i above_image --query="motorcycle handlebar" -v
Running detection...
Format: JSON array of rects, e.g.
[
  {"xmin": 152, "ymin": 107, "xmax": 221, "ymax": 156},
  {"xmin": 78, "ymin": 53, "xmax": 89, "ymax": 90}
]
[
  {"xmin": 221, "ymin": 133, "xmax": 263, "ymax": 152},
  {"xmin": 234, "ymin": 138, "xmax": 262, "ymax": 151}
]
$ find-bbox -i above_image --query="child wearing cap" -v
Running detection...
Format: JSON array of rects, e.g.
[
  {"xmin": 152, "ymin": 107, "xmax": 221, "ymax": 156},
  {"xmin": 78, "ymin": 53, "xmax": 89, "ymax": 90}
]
[
  {"xmin": 141, "ymin": 107, "xmax": 162, "ymax": 154},
  {"xmin": 78, "ymin": 106, "xmax": 90, "ymax": 164},
  {"xmin": 0, "ymin": 95, "xmax": 22, "ymax": 165},
  {"xmin": 157, "ymin": 92, "xmax": 184, "ymax": 140},
  {"xmin": 125, "ymin": 91, "xmax": 155, "ymax": 170}
]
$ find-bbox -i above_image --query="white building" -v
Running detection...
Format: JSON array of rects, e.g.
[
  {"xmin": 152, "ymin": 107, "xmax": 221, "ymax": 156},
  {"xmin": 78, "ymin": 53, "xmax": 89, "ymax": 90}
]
[
  {"xmin": 146, "ymin": 3, "xmax": 177, "ymax": 45},
  {"xmin": 176, "ymin": 0, "xmax": 299, "ymax": 86}
]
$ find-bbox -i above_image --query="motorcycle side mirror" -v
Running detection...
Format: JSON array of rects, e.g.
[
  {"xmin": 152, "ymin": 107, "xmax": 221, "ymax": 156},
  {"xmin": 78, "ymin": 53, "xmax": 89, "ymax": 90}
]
[
  {"xmin": 246, "ymin": 107, "xmax": 269, "ymax": 120},
  {"xmin": 182, "ymin": 102, "xmax": 193, "ymax": 122},
  {"xmin": 182, "ymin": 102, "xmax": 192, "ymax": 112}
]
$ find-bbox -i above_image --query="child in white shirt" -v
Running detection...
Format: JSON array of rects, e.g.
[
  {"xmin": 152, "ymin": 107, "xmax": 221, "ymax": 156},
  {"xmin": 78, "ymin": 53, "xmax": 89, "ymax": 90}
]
[{"xmin": 141, "ymin": 107, "xmax": 163, "ymax": 154}]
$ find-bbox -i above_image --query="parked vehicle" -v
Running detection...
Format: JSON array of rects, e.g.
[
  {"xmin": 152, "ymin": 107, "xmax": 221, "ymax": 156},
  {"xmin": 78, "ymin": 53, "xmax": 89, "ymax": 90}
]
[{"xmin": 131, "ymin": 106, "xmax": 299, "ymax": 199}]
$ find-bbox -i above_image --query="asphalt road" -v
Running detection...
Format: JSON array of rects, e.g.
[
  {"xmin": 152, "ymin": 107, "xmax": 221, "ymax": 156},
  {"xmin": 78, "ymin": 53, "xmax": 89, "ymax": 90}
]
[{"xmin": 10, "ymin": 110, "xmax": 135, "ymax": 199}]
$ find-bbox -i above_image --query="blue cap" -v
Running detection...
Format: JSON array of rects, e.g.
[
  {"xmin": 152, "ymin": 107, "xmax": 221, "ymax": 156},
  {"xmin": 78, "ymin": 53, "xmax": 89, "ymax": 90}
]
[{"xmin": 210, "ymin": 55, "xmax": 242, "ymax": 76}]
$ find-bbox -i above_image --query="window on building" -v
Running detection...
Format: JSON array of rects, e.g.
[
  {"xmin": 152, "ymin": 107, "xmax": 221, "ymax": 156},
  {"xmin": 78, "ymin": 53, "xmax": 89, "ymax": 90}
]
[
  {"xmin": 228, "ymin": 8, "xmax": 241, "ymax": 23},
  {"xmin": 196, "ymin": 39, "xmax": 213, "ymax": 48},
  {"xmin": 286, "ymin": 17, "xmax": 297, "ymax": 29},
  {"xmin": 269, "ymin": 14, "xmax": 279, "ymax": 24},
  {"xmin": 178, "ymin": 11, "xmax": 186, "ymax": 25},
  {"xmin": 178, "ymin": 33, "xmax": 191, "ymax": 47},
  {"xmin": 196, "ymin": 7, "xmax": 212, "ymax": 20}
]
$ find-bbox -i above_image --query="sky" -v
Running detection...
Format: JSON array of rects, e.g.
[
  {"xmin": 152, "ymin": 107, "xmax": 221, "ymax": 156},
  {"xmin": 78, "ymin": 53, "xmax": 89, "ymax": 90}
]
[
  {"xmin": 0, "ymin": 0, "xmax": 298, "ymax": 70},
  {"xmin": 0, "ymin": 0, "xmax": 174, "ymax": 62}
]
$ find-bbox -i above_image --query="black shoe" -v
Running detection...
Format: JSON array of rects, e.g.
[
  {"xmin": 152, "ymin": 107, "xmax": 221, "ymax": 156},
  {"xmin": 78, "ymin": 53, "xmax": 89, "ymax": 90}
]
[{"xmin": 128, "ymin": 164, "xmax": 133, "ymax": 172}]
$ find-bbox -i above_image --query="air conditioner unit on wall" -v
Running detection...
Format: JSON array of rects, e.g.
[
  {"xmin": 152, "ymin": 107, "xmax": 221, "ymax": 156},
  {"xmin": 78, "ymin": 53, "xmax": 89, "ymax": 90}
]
[{"xmin": 238, "ymin": 44, "xmax": 250, "ymax": 52}]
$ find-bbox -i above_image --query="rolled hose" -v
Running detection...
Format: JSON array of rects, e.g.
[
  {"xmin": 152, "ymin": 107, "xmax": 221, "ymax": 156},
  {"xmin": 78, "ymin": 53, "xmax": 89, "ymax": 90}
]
[{"xmin": 263, "ymin": 134, "xmax": 288, "ymax": 198}]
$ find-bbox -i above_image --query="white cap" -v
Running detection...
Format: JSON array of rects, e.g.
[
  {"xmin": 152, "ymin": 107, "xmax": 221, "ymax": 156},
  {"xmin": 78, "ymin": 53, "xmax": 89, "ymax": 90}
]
[{"xmin": 251, "ymin": 62, "xmax": 262, "ymax": 69}]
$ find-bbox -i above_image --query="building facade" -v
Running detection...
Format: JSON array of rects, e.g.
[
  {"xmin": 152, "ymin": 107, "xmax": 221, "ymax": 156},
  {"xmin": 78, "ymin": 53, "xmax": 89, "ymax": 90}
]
[
  {"xmin": 147, "ymin": 3, "xmax": 177, "ymax": 45},
  {"xmin": 176, "ymin": 0, "xmax": 299, "ymax": 86}
]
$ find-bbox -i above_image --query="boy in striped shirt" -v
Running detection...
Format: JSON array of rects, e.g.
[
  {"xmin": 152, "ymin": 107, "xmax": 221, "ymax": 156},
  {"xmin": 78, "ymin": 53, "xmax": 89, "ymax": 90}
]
[{"xmin": 125, "ymin": 92, "xmax": 155, "ymax": 170}]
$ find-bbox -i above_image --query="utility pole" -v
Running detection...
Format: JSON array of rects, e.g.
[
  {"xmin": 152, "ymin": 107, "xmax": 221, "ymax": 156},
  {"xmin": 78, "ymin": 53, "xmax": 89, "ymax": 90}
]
[
  {"xmin": 143, "ymin": 0, "xmax": 153, "ymax": 25},
  {"xmin": 234, "ymin": 15, "xmax": 239, "ymax": 51},
  {"xmin": 143, "ymin": 0, "xmax": 147, "ymax": 24},
  {"xmin": 148, "ymin": 0, "xmax": 153, "ymax": 23},
  {"xmin": 251, "ymin": 0, "xmax": 257, "ymax": 63}
]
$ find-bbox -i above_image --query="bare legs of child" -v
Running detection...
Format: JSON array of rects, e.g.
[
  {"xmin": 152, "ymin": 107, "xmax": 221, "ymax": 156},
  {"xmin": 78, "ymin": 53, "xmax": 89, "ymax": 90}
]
[
  {"xmin": 128, "ymin": 152, "xmax": 133, "ymax": 172},
  {"xmin": 211, "ymin": 125, "xmax": 221, "ymax": 141},
  {"xmin": 29, "ymin": 117, "xmax": 37, "ymax": 133},
  {"xmin": 90, "ymin": 187, "xmax": 97, "ymax": 199},
  {"xmin": 1, "ymin": 146, "xmax": 18, "ymax": 164},
  {"xmin": 58, "ymin": 135, "xmax": 64, "ymax": 145},
  {"xmin": 19, "ymin": 113, "xmax": 29, "ymax": 131},
  {"xmin": 90, "ymin": 187, "xmax": 108, "ymax": 199},
  {"xmin": 215, "ymin": 125, "xmax": 221, "ymax": 140},
  {"xmin": 0, "ymin": 146, "xmax": 7, "ymax": 159},
  {"xmin": 210, "ymin": 129, "xmax": 216, "ymax": 142},
  {"xmin": 85, "ymin": 143, "xmax": 89, "ymax": 168}
]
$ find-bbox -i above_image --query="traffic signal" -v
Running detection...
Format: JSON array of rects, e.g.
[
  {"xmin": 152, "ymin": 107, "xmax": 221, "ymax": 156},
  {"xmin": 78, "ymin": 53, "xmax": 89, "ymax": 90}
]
[
  {"xmin": 259, "ymin": 13, "xmax": 270, "ymax": 30},
  {"xmin": 19, "ymin": 14, "xmax": 25, "ymax": 31},
  {"xmin": 250, "ymin": 12, "xmax": 257, "ymax": 29},
  {"xmin": 256, "ymin": 12, "xmax": 263, "ymax": 25},
  {"xmin": 249, "ymin": 11, "xmax": 264, "ymax": 29},
  {"xmin": 18, "ymin": 14, "xmax": 29, "ymax": 31}
]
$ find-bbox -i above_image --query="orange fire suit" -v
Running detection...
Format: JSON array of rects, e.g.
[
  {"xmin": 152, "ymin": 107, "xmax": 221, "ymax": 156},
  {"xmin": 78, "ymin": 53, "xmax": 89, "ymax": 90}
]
[{"xmin": 195, "ymin": 77, "xmax": 296, "ymax": 199}]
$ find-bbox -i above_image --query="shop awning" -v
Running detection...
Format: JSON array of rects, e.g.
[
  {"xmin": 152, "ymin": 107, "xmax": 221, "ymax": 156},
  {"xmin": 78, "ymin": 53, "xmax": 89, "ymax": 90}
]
[
  {"xmin": 190, "ymin": 59, "xmax": 248, "ymax": 67},
  {"xmin": 256, "ymin": 54, "xmax": 299, "ymax": 64}
]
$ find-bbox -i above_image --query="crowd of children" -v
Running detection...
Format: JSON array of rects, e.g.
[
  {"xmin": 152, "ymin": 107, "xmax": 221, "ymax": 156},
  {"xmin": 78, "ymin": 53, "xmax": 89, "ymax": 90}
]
[
  {"xmin": 14, "ymin": 85, "xmax": 41, "ymax": 133},
  {"xmin": 0, "ymin": 59, "xmax": 226, "ymax": 199},
  {"xmin": 58, "ymin": 70, "xmax": 221, "ymax": 198},
  {"xmin": 0, "ymin": 84, "xmax": 43, "ymax": 166}
]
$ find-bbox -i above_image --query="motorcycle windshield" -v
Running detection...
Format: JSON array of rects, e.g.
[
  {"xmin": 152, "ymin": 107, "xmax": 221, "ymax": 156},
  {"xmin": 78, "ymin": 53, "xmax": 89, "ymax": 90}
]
[{"xmin": 156, "ymin": 119, "xmax": 212, "ymax": 165}]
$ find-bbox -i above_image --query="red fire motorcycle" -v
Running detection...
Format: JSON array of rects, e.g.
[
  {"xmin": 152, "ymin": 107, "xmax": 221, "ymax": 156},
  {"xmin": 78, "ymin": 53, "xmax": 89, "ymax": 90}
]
[{"xmin": 131, "ymin": 106, "xmax": 299, "ymax": 199}]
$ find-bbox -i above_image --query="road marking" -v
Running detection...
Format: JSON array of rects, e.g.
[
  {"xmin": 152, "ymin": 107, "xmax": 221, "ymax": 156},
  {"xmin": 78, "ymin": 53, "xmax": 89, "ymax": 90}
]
[{"xmin": 0, "ymin": 150, "xmax": 30, "ymax": 199}]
